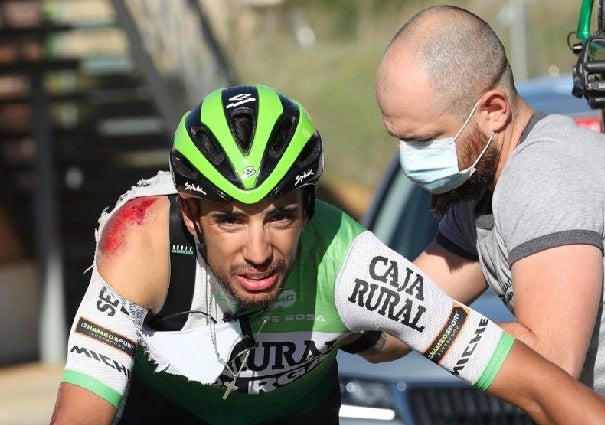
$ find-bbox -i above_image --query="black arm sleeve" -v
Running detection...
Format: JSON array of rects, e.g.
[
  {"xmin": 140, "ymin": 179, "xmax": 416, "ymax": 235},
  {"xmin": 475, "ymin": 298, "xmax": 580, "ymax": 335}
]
[{"xmin": 340, "ymin": 331, "xmax": 383, "ymax": 354}]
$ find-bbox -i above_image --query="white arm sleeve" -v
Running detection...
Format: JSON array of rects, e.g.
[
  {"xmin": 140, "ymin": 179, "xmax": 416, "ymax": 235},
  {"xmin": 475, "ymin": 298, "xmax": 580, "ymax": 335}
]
[
  {"xmin": 335, "ymin": 231, "xmax": 513, "ymax": 389},
  {"xmin": 62, "ymin": 268, "xmax": 148, "ymax": 407}
]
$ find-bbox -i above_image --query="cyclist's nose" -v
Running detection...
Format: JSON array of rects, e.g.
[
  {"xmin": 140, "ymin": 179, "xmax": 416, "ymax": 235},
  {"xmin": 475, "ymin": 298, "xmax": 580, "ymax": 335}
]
[{"xmin": 242, "ymin": 224, "xmax": 272, "ymax": 267}]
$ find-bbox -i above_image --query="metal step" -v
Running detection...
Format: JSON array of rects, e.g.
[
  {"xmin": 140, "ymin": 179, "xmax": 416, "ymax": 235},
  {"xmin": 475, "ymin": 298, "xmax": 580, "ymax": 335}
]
[
  {"xmin": 0, "ymin": 23, "xmax": 73, "ymax": 39},
  {"xmin": 0, "ymin": 57, "xmax": 80, "ymax": 75}
]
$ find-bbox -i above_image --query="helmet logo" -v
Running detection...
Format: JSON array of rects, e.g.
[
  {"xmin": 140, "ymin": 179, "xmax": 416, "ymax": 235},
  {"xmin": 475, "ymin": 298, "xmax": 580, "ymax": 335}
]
[
  {"xmin": 226, "ymin": 93, "xmax": 256, "ymax": 109},
  {"xmin": 295, "ymin": 169, "xmax": 314, "ymax": 186},
  {"xmin": 241, "ymin": 166, "xmax": 257, "ymax": 179},
  {"xmin": 184, "ymin": 181, "xmax": 206, "ymax": 195}
]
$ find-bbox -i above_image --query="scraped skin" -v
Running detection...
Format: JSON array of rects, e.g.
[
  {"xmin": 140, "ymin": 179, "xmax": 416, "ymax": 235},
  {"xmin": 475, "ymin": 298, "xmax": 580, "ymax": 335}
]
[
  {"xmin": 99, "ymin": 197, "xmax": 159, "ymax": 254},
  {"xmin": 96, "ymin": 195, "xmax": 171, "ymax": 313}
]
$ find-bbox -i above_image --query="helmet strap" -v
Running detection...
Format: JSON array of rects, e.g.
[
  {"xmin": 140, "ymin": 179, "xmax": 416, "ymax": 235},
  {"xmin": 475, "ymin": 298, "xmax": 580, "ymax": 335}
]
[
  {"xmin": 302, "ymin": 186, "xmax": 316, "ymax": 220},
  {"xmin": 182, "ymin": 197, "xmax": 207, "ymax": 257}
]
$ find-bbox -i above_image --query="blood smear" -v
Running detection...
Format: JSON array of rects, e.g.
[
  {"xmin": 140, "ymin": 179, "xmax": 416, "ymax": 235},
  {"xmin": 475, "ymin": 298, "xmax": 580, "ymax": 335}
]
[{"xmin": 100, "ymin": 197, "xmax": 157, "ymax": 254}]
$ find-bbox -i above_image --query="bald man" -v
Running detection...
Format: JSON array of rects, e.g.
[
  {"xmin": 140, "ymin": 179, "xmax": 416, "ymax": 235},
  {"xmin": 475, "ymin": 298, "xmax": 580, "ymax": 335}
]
[{"xmin": 375, "ymin": 4, "xmax": 605, "ymax": 397}]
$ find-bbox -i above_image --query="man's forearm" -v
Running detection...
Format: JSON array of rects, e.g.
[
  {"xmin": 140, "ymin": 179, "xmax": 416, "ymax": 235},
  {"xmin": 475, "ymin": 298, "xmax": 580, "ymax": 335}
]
[
  {"xmin": 498, "ymin": 321, "xmax": 583, "ymax": 378},
  {"xmin": 50, "ymin": 383, "xmax": 117, "ymax": 425}
]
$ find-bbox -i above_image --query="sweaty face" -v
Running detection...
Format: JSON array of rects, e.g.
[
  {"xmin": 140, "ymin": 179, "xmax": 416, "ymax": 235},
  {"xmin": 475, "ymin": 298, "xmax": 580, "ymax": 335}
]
[{"xmin": 194, "ymin": 191, "xmax": 305, "ymax": 309}]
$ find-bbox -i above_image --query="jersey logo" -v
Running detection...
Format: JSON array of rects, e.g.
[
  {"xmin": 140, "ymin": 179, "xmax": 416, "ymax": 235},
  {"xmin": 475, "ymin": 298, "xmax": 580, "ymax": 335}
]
[
  {"xmin": 171, "ymin": 243, "xmax": 194, "ymax": 255},
  {"xmin": 346, "ymin": 255, "xmax": 427, "ymax": 332},
  {"xmin": 423, "ymin": 304, "xmax": 468, "ymax": 363},
  {"xmin": 276, "ymin": 289, "xmax": 297, "ymax": 308},
  {"xmin": 75, "ymin": 316, "xmax": 136, "ymax": 357},
  {"xmin": 226, "ymin": 93, "xmax": 256, "ymax": 109},
  {"xmin": 451, "ymin": 317, "xmax": 489, "ymax": 376},
  {"xmin": 69, "ymin": 345, "xmax": 130, "ymax": 377}
]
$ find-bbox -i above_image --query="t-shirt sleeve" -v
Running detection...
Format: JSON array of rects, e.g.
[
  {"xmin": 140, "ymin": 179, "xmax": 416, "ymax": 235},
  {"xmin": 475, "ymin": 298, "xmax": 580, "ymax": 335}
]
[
  {"xmin": 436, "ymin": 200, "xmax": 479, "ymax": 261},
  {"xmin": 495, "ymin": 141, "xmax": 604, "ymax": 266}
]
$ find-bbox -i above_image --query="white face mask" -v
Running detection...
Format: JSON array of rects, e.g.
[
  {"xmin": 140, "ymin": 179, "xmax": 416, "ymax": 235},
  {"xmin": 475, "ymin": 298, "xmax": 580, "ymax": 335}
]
[{"xmin": 398, "ymin": 102, "xmax": 494, "ymax": 194}]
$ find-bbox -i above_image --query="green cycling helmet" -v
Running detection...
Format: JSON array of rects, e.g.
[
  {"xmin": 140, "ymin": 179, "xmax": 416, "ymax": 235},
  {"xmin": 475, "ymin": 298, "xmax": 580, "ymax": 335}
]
[{"xmin": 170, "ymin": 84, "xmax": 324, "ymax": 208}]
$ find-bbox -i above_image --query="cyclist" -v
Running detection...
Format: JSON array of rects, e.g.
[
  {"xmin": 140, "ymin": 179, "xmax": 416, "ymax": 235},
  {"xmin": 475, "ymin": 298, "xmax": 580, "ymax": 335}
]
[{"xmin": 50, "ymin": 85, "xmax": 605, "ymax": 425}]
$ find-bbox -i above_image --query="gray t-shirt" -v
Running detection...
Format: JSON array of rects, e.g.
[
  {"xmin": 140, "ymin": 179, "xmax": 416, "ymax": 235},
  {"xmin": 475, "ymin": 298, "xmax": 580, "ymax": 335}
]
[{"xmin": 438, "ymin": 113, "xmax": 605, "ymax": 395}]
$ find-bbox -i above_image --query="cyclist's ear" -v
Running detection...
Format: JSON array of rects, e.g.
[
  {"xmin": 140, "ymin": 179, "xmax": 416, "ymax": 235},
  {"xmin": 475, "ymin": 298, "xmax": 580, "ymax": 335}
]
[
  {"xmin": 178, "ymin": 195, "xmax": 201, "ymax": 237},
  {"xmin": 476, "ymin": 89, "xmax": 510, "ymax": 134}
]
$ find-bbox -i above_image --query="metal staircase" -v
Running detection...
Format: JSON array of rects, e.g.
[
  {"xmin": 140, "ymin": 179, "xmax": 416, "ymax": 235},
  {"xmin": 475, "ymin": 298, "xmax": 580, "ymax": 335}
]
[{"xmin": 0, "ymin": 0, "xmax": 236, "ymax": 363}]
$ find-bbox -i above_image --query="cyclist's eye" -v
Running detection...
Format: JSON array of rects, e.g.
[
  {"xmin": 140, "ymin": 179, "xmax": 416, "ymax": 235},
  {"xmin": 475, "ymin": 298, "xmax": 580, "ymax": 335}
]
[
  {"xmin": 214, "ymin": 214, "xmax": 241, "ymax": 226},
  {"xmin": 271, "ymin": 212, "xmax": 292, "ymax": 222},
  {"xmin": 268, "ymin": 208, "xmax": 298, "ymax": 225}
]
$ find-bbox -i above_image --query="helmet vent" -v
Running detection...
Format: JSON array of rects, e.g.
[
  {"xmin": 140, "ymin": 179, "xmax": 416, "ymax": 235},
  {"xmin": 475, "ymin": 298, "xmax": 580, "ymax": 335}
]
[
  {"xmin": 268, "ymin": 115, "xmax": 296, "ymax": 158},
  {"xmin": 171, "ymin": 152, "xmax": 199, "ymax": 180},
  {"xmin": 190, "ymin": 126, "xmax": 225, "ymax": 165},
  {"xmin": 231, "ymin": 113, "xmax": 254, "ymax": 154},
  {"xmin": 296, "ymin": 134, "xmax": 322, "ymax": 167}
]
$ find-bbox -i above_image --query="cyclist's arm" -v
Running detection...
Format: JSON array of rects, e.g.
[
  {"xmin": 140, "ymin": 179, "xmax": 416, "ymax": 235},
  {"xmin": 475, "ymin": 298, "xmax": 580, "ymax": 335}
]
[
  {"xmin": 50, "ymin": 196, "xmax": 170, "ymax": 424},
  {"xmin": 50, "ymin": 383, "xmax": 116, "ymax": 425},
  {"xmin": 353, "ymin": 331, "xmax": 605, "ymax": 424},
  {"xmin": 95, "ymin": 196, "xmax": 171, "ymax": 311},
  {"xmin": 487, "ymin": 339, "xmax": 605, "ymax": 425},
  {"xmin": 349, "ymin": 238, "xmax": 487, "ymax": 364},
  {"xmin": 335, "ymin": 231, "xmax": 605, "ymax": 424}
]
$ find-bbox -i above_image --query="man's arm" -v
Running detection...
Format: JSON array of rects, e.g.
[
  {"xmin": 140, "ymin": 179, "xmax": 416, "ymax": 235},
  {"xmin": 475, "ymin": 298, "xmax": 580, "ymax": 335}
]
[
  {"xmin": 335, "ymin": 230, "xmax": 605, "ymax": 424},
  {"xmin": 50, "ymin": 383, "xmax": 116, "ymax": 425},
  {"xmin": 358, "ymin": 239, "xmax": 602, "ymax": 377},
  {"xmin": 504, "ymin": 244, "xmax": 602, "ymax": 377},
  {"xmin": 414, "ymin": 240, "xmax": 487, "ymax": 304},
  {"xmin": 487, "ymin": 338, "xmax": 605, "ymax": 425},
  {"xmin": 346, "ymin": 331, "xmax": 605, "ymax": 424},
  {"xmin": 348, "ymin": 333, "xmax": 605, "ymax": 424},
  {"xmin": 350, "ymin": 240, "xmax": 487, "ymax": 363},
  {"xmin": 95, "ymin": 196, "xmax": 171, "ymax": 311},
  {"xmin": 49, "ymin": 196, "xmax": 171, "ymax": 425}
]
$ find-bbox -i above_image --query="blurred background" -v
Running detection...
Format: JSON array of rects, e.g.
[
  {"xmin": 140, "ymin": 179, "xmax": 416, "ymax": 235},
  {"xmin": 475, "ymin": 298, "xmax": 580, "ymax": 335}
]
[{"xmin": 0, "ymin": 0, "xmax": 587, "ymax": 423}]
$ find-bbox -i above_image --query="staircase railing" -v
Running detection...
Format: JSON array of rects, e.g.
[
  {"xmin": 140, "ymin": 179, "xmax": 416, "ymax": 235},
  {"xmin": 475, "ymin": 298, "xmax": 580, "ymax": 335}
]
[
  {"xmin": 29, "ymin": 0, "xmax": 238, "ymax": 364},
  {"xmin": 111, "ymin": 0, "xmax": 237, "ymax": 129}
]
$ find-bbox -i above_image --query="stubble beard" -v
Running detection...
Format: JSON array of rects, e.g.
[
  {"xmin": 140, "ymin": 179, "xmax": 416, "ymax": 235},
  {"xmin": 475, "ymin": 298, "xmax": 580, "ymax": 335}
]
[
  {"xmin": 214, "ymin": 259, "xmax": 289, "ymax": 309},
  {"xmin": 430, "ymin": 126, "xmax": 500, "ymax": 218}
]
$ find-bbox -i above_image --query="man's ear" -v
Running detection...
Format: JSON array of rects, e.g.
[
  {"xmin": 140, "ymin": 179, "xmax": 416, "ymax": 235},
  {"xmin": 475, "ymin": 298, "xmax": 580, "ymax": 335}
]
[
  {"xmin": 178, "ymin": 196, "xmax": 199, "ymax": 236},
  {"xmin": 478, "ymin": 89, "xmax": 510, "ymax": 134}
]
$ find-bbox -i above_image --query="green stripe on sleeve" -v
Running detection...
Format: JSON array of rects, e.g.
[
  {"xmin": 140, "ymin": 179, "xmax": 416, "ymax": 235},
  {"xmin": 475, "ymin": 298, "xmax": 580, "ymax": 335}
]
[
  {"xmin": 474, "ymin": 333, "xmax": 515, "ymax": 391},
  {"xmin": 62, "ymin": 369, "xmax": 122, "ymax": 407}
]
